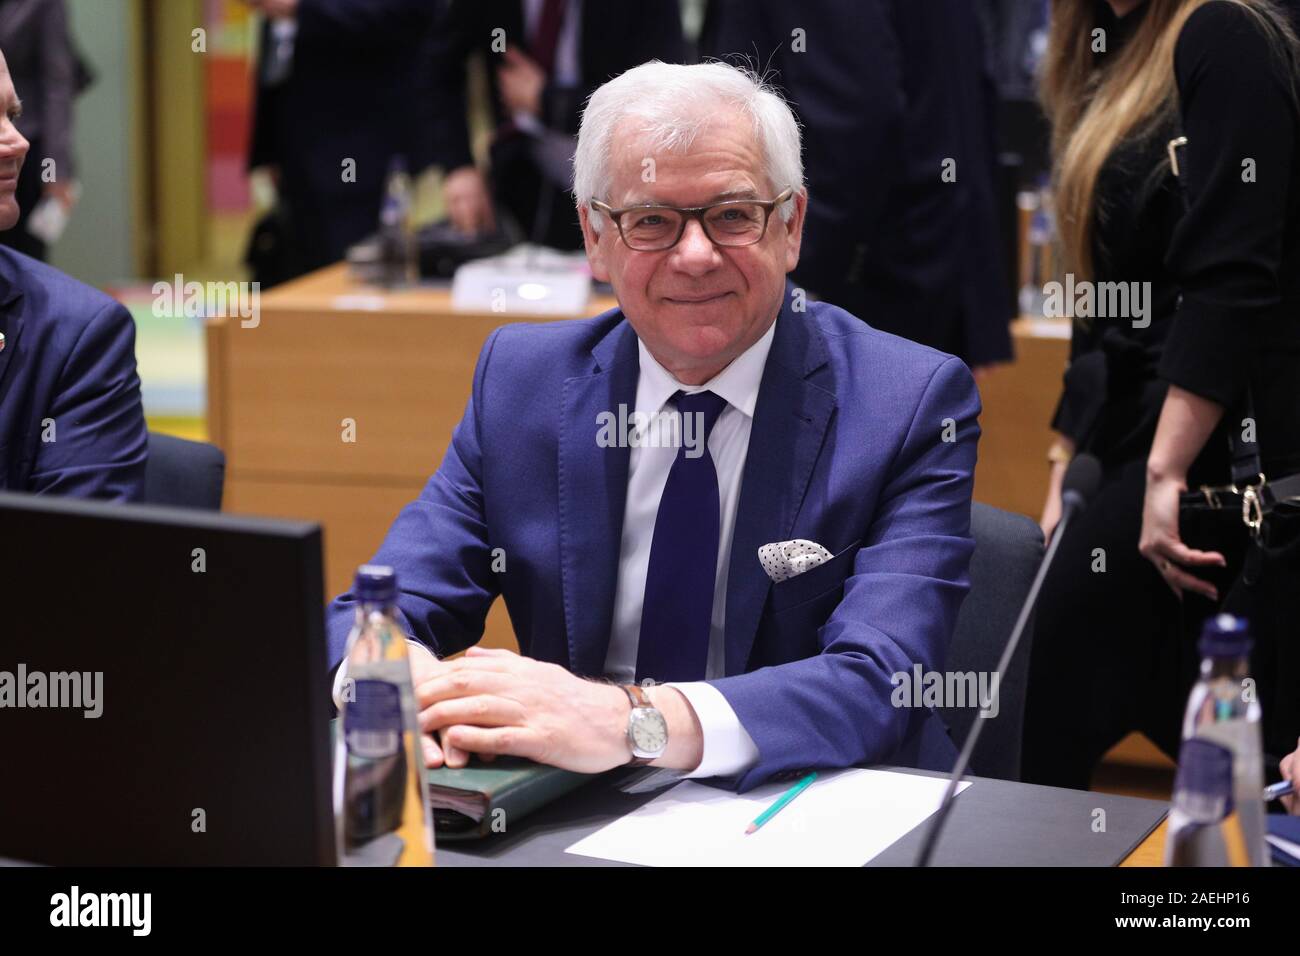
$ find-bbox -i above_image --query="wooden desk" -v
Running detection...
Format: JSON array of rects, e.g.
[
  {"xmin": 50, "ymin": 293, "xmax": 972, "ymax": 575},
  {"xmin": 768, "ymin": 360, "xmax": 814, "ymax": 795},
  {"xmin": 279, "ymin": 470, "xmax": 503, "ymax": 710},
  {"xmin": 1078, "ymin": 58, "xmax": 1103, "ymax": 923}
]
[
  {"xmin": 974, "ymin": 318, "xmax": 1070, "ymax": 518},
  {"xmin": 207, "ymin": 265, "xmax": 1069, "ymax": 646},
  {"xmin": 206, "ymin": 264, "xmax": 617, "ymax": 650},
  {"xmin": 1121, "ymin": 820, "xmax": 1168, "ymax": 866}
]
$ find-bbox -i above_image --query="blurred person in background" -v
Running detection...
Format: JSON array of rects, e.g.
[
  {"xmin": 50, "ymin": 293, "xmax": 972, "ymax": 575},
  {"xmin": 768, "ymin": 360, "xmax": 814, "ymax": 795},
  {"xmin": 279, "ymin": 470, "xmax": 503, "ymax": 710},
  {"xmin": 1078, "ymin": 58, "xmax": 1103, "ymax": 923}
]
[
  {"xmin": 245, "ymin": 0, "xmax": 436, "ymax": 283},
  {"xmin": 1024, "ymin": 0, "xmax": 1300, "ymax": 789},
  {"xmin": 980, "ymin": 0, "xmax": 1052, "ymax": 102},
  {"xmin": 0, "ymin": 47, "xmax": 146, "ymax": 500},
  {"xmin": 427, "ymin": 0, "xmax": 685, "ymax": 250},
  {"xmin": 703, "ymin": 0, "xmax": 1013, "ymax": 372},
  {"xmin": 0, "ymin": 0, "xmax": 78, "ymax": 263}
]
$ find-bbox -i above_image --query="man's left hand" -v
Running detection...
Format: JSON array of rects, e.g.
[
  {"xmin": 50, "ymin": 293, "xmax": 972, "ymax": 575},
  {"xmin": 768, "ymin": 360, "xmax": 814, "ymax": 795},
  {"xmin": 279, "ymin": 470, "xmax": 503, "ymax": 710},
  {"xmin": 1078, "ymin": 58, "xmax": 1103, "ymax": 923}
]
[
  {"xmin": 415, "ymin": 647, "xmax": 631, "ymax": 773},
  {"xmin": 497, "ymin": 47, "xmax": 545, "ymax": 118}
]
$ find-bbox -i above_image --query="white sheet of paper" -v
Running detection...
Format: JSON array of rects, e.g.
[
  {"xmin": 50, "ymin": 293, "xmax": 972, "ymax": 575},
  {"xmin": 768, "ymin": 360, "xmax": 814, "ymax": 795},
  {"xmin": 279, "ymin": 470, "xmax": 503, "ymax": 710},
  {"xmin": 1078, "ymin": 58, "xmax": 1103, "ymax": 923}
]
[{"xmin": 566, "ymin": 768, "xmax": 971, "ymax": 867}]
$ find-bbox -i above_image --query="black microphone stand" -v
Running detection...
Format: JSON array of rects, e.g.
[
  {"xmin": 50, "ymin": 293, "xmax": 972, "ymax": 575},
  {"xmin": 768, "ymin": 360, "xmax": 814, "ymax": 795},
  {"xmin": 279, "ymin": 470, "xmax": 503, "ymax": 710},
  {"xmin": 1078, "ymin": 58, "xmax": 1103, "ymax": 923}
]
[{"xmin": 914, "ymin": 493, "xmax": 1084, "ymax": 867}]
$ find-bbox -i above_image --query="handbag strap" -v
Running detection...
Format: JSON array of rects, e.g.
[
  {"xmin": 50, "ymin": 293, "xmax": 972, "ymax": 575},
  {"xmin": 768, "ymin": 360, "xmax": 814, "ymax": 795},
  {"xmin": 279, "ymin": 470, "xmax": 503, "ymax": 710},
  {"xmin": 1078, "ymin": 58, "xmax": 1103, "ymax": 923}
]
[{"xmin": 1228, "ymin": 390, "xmax": 1264, "ymax": 488}]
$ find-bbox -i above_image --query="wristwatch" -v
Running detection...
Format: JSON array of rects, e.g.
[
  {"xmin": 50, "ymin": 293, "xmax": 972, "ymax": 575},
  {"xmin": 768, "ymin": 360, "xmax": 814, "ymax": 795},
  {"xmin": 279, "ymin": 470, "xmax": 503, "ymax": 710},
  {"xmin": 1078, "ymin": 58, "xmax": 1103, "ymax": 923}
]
[{"xmin": 621, "ymin": 684, "xmax": 668, "ymax": 766}]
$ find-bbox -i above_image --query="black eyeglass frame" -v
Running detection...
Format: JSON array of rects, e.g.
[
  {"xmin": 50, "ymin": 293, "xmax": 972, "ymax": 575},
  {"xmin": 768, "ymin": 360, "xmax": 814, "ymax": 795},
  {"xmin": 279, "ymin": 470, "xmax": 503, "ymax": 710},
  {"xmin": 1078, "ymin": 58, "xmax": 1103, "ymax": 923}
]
[{"xmin": 589, "ymin": 186, "xmax": 796, "ymax": 251}]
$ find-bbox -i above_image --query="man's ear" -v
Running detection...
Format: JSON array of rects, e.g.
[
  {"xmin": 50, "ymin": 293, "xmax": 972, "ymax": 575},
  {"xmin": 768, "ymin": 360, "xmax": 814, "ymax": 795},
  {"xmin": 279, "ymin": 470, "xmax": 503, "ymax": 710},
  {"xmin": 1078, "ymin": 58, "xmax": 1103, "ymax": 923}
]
[
  {"xmin": 782, "ymin": 189, "xmax": 808, "ymax": 274},
  {"xmin": 578, "ymin": 204, "xmax": 611, "ymax": 283}
]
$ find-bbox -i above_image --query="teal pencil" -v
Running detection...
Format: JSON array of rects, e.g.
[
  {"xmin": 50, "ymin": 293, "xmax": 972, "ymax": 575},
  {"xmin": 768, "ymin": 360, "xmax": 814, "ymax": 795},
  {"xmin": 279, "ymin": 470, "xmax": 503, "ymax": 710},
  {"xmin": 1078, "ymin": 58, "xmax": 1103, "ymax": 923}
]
[{"xmin": 745, "ymin": 771, "xmax": 818, "ymax": 834}]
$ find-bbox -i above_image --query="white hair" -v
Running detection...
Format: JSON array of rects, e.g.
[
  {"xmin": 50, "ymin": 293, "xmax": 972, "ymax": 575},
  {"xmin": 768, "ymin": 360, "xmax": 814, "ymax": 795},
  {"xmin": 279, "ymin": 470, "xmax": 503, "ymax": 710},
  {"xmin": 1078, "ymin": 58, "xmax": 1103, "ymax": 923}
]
[{"xmin": 572, "ymin": 60, "xmax": 804, "ymax": 233}]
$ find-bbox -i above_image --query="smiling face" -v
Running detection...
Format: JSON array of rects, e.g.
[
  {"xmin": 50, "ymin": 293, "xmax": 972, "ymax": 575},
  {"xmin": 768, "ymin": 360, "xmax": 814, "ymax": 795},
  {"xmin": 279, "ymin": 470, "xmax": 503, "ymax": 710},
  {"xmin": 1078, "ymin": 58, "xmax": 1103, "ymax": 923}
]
[
  {"xmin": 579, "ymin": 109, "xmax": 806, "ymax": 385},
  {"xmin": 0, "ymin": 51, "xmax": 28, "ymax": 231}
]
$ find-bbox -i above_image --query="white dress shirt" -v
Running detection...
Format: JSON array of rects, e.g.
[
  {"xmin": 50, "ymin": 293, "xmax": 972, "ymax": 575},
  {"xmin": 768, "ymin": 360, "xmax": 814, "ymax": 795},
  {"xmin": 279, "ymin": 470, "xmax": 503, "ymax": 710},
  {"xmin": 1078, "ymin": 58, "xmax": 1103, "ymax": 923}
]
[
  {"xmin": 601, "ymin": 321, "xmax": 775, "ymax": 780},
  {"xmin": 336, "ymin": 319, "xmax": 774, "ymax": 781}
]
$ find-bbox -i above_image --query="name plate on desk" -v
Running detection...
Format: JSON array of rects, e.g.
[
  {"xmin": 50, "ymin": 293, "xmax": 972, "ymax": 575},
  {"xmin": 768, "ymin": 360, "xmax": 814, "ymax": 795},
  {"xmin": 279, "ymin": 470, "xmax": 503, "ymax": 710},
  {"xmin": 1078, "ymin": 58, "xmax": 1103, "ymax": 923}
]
[{"xmin": 451, "ymin": 245, "xmax": 592, "ymax": 316}]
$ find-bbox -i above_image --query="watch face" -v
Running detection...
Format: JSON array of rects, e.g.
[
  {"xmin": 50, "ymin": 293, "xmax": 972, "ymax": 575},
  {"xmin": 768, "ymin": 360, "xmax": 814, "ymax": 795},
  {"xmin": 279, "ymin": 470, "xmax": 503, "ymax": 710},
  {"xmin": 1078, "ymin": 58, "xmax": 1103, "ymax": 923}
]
[{"xmin": 630, "ymin": 708, "xmax": 668, "ymax": 755}]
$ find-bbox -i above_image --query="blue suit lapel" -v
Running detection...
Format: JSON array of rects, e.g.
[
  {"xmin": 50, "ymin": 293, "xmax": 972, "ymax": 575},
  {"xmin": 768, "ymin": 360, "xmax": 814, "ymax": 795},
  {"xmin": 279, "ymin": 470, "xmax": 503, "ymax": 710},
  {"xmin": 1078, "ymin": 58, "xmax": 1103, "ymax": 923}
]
[
  {"xmin": 557, "ymin": 318, "xmax": 639, "ymax": 676},
  {"xmin": 724, "ymin": 287, "xmax": 836, "ymax": 675},
  {"xmin": 0, "ymin": 255, "xmax": 25, "ymax": 403}
]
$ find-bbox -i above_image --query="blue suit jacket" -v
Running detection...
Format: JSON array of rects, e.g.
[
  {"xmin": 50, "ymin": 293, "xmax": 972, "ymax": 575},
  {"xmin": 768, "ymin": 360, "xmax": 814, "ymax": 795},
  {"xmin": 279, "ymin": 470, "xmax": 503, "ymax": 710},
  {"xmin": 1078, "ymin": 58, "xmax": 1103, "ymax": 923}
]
[
  {"xmin": 326, "ymin": 284, "xmax": 981, "ymax": 791},
  {"xmin": 0, "ymin": 247, "xmax": 147, "ymax": 499}
]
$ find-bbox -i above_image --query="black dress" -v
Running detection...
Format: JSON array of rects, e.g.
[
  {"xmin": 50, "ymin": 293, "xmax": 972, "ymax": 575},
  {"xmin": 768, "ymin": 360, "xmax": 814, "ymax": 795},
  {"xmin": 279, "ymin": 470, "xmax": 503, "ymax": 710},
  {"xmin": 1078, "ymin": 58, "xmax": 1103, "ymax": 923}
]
[{"xmin": 1022, "ymin": 0, "xmax": 1300, "ymax": 788}]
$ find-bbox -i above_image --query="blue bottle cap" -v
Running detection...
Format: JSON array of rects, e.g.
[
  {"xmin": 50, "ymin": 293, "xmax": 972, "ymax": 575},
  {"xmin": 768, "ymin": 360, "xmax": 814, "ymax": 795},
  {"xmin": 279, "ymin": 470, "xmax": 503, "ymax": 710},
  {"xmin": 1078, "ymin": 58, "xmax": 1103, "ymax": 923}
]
[
  {"xmin": 1174, "ymin": 738, "xmax": 1234, "ymax": 804},
  {"xmin": 1198, "ymin": 613, "xmax": 1252, "ymax": 659},
  {"xmin": 355, "ymin": 564, "xmax": 397, "ymax": 604}
]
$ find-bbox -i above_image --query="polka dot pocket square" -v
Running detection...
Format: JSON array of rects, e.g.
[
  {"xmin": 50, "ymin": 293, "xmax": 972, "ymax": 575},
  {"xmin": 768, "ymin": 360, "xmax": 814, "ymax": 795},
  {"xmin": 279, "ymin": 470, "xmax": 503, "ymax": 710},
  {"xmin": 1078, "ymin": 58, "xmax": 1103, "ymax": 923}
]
[{"xmin": 757, "ymin": 539, "xmax": 835, "ymax": 584}]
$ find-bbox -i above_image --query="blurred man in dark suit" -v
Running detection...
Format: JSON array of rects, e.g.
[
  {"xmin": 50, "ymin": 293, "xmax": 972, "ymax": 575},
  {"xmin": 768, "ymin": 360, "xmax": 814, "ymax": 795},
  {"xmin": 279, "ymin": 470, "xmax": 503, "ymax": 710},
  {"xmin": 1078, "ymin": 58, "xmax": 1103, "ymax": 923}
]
[
  {"xmin": 0, "ymin": 48, "xmax": 146, "ymax": 499},
  {"xmin": 704, "ymin": 0, "xmax": 1012, "ymax": 372},
  {"xmin": 246, "ymin": 0, "xmax": 436, "ymax": 280},
  {"xmin": 428, "ymin": 0, "xmax": 685, "ymax": 250},
  {"xmin": 979, "ymin": 0, "xmax": 1050, "ymax": 102}
]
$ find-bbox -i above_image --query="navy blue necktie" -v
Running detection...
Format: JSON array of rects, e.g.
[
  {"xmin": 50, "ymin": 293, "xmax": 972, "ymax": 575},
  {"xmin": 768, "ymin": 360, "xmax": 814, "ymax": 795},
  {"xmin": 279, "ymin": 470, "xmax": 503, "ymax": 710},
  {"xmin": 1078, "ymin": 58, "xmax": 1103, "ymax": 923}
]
[{"xmin": 635, "ymin": 390, "xmax": 729, "ymax": 683}]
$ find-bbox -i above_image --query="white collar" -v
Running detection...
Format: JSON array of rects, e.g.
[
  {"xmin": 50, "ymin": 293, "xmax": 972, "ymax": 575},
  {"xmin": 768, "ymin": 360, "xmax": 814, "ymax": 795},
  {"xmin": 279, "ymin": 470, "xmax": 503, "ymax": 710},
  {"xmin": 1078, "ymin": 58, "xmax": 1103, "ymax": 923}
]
[{"xmin": 634, "ymin": 317, "xmax": 777, "ymax": 420}]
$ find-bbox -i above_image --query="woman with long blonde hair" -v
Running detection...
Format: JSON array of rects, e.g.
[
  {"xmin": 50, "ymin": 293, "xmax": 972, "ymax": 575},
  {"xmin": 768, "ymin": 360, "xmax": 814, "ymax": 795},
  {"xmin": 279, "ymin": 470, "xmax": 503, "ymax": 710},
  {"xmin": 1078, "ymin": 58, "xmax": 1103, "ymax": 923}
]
[{"xmin": 1023, "ymin": 0, "xmax": 1300, "ymax": 788}]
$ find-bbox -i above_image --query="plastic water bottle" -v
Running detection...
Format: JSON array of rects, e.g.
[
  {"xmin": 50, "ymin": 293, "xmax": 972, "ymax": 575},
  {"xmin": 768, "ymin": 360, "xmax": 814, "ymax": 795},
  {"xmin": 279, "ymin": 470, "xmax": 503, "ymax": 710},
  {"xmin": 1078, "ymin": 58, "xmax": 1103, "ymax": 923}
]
[
  {"xmin": 1017, "ymin": 179, "xmax": 1054, "ymax": 318},
  {"xmin": 1165, "ymin": 738, "xmax": 1255, "ymax": 866},
  {"xmin": 378, "ymin": 156, "xmax": 415, "ymax": 288},
  {"xmin": 334, "ymin": 565, "xmax": 434, "ymax": 867},
  {"xmin": 1165, "ymin": 614, "xmax": 1267, "ymax": 866}
]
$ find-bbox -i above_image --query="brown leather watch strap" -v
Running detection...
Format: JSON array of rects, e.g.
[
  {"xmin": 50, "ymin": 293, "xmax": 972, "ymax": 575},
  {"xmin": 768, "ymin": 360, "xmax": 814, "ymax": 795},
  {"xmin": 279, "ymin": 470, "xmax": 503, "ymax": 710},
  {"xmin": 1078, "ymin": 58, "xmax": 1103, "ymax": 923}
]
[
  {"xmin": 623, "ymin": 683, "xmax": 651, "ymax": 708},
  {"xmin": 622, "ymin": 684, "xmax": 656, "ymax": 766}
]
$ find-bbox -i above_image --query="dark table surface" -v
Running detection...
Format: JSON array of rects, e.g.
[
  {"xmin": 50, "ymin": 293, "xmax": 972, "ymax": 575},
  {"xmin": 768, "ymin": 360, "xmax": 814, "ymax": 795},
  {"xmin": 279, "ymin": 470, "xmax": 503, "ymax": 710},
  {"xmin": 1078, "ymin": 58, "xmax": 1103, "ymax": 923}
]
[{"xmin": 434, "ymin": 765, "xmax": 1168, "ymax": 867}]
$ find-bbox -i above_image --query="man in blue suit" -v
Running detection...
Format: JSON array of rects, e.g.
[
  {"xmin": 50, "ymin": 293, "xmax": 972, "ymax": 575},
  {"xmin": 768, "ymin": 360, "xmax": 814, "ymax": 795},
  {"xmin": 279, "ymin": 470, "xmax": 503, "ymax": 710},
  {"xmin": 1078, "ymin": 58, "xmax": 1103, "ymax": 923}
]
[
  {"xmin": 0, "ymin": 48, "xmax": 146, "ymax": 499},
  {"xmin": 327, "ymin": 62, "xmax": 980, "ymax": 792}
]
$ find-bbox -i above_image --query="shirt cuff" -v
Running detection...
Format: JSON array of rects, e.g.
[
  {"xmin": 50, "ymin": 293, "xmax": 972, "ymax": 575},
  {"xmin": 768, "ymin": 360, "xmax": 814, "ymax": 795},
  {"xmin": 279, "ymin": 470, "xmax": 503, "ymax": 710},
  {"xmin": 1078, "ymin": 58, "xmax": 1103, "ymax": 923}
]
[
  {"xmin": 666, "ymin": 681, "xmax": 761, "ymax": 780},
  {"xmin": 332, "ymin": 638, "xmax": 431, "ymax": 709}
]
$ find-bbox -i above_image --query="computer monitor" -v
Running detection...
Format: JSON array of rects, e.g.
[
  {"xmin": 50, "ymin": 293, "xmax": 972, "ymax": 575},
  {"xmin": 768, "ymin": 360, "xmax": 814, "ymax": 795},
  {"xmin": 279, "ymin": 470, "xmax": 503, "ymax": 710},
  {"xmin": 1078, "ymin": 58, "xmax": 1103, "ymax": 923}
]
[{"xmin": 0, "ymin": 491, "xmax": 336, "ymax": 865}]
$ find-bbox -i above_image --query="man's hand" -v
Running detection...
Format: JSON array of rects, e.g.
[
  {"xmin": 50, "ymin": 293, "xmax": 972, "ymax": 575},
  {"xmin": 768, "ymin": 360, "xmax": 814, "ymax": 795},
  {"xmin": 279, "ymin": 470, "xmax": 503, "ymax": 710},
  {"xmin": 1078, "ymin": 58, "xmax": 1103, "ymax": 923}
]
[
  {"xmin": 42, "ymin": 181, "xmax": 76, "ymax": 212},
  {"xmin": 415, "ymin": 647, "xmax": 632, "ymax": 773},
  {"xmin": 442, "ymin": 165, "xmax": 495, "ymax": 235},
  {"xmin": 406, "ymin": 641, "xmax": 473, "ymax": 769},
  {"xmin": 1139, "ymin": 467, "xmax": 1226, "ymax": 601},
  {"xmin": 1280, "ymin": 737, "xmax": 1300, "ymax": 815},
  {"xmin": 497, "ymin": 47, "xmax": 545, "ymax": 118}
]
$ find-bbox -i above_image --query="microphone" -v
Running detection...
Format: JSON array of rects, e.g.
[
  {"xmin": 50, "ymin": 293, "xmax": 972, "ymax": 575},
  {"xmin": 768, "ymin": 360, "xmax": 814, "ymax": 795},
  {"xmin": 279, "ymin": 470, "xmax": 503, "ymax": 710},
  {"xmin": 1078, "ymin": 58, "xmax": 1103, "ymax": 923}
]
[{"xmin": 915, "ymin": 453, "xmax": 1103, "ymax": 866}]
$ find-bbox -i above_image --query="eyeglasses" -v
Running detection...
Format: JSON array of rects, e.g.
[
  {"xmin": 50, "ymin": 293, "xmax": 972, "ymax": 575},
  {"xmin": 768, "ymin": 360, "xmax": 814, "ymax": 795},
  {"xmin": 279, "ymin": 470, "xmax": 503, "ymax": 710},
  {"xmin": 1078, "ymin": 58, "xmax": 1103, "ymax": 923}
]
[{"xmin": 590, "ymin": 187, "xmax": 795, "ymax": 252}]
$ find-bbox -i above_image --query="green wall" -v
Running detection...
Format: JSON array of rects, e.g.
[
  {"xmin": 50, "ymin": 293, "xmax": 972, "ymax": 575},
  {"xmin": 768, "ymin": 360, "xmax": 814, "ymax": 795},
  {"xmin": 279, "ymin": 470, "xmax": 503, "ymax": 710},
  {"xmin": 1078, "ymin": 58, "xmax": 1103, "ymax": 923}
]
[{"xmin": 49, "ymin": 0, "xmax": 138, "ymax": 286}]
